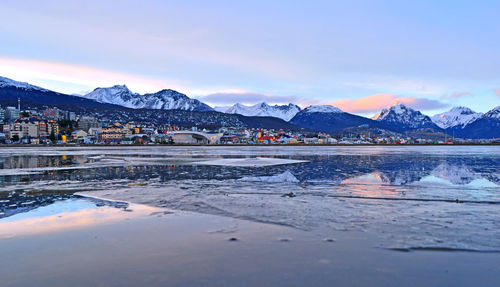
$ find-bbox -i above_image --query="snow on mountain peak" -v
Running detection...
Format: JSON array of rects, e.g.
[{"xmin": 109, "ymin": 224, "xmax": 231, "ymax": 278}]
[
  {"xmin": 431, "ymin": 106, "xmax": 483, "ymax": 129},
  {"xmin": 82, "ymin": 86, "xmax": 213, "ymax": 111},
  {"xmin": 373, "ymin": 103, "xmax": 438, "ymax": 130},
  {"xmin": 372, "ymin": 103, "xmax": 411, "ymax": 120},
  {"xmin": 303, "ymin": 105, "xmax": 343, "ymax": 113},
  {"xmin": 0, "ymin": 76, "xmax": 48, "ymax": 92},
  {"xmin": 224, "ymin": 102, "xmax": 300, "ymax": 121},
  {"xmin": 484, "ymin": 106, "xmax": 500, "ymax": 119}
]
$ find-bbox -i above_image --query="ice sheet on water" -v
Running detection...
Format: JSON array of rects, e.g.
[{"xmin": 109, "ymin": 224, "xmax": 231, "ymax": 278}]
[
  {"xmin": 2, "ymin": 145, "xmax": 500, "ymax": 251},
  {"xmin": 193, "ymin": 157, "xmax": 307, "ymax": 167},
  {"xmin": 78, "ymin": 178, "xmax": 500, "ymax": 251}
]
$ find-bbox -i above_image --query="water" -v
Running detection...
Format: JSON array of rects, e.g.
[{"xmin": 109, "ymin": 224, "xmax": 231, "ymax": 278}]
[{"xmin": 0, "ymin": 146, "xmax": 499, "ymax": 251}]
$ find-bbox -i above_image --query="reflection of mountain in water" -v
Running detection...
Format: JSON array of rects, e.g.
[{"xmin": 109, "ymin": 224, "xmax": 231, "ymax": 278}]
[
  {"xmin": 431, "ymin": 163, "xmax": 480, "ymax": 185},
  {"xmin": 372, "ymin": 161, "xmax": 498, "ymax": 186},
  {"xmin": 1, "ymin": 154, "xmax": 498, "ymax": 187}
]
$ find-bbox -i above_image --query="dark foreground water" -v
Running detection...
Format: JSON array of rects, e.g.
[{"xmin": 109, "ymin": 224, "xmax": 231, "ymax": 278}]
[{"xmin": 0, "ymin": 146, "xmax": 499, "ymax": 286}]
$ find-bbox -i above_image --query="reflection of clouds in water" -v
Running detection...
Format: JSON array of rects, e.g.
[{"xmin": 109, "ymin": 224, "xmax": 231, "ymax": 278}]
[{"xmin": 0, "ymin": 199, "xmax": 160, "ymax": 238}]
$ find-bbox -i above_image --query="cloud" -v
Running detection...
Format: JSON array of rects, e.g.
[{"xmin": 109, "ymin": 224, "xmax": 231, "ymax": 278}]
[
  {"xmin": 198, "ymin": 92, "xmax": 297, "ymax": 105},
  {"xmin": 495, "ymin": 89, "xmax": 500, "ymax": 98},
  {"xmin": 326, "ymin": 94, "xmax": 448, "ymax": 114},
  {"xmin": 441, "ymin": 91, "xmax": 472, "ymax": 98},
  {"xmin": 0, "ymin": 57, "xmax": 186, "ymax": 94}
]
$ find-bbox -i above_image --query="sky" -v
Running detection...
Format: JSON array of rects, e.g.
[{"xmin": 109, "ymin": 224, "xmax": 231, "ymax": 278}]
[{"xmin": 1, "ymin": 0, "xmax": 499, "ymax": 116}]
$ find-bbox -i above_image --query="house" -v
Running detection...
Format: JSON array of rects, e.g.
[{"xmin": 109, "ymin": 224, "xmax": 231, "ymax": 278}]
[
  {"xmin": 278, "ymin": 137, "xmax": 298, "ymax": 144},
  {"xmin": 303, "ymin": 137, "xmax": 319, "ymax": 144},
  {"xmin": 71, "ymin": 130, "xmax": 88, "ymax": 142},
  {"xmin": 257, "ymin": 136, "xmax": 276, "ymax": 143},
  {"xmin": 220, "ymin": 135, "xmax": 239, "ymax": 144}
]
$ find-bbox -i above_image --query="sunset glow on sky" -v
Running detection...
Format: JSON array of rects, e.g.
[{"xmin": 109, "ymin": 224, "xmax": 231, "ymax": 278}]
[{"xmin": 1, "ymin": 0, "xmax": 499, "ymax": 115}]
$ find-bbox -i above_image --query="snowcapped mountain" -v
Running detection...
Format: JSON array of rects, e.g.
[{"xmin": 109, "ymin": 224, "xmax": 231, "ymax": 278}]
[
  {"xmin": 0, "ymin": 76, "xmax": 48, "ymax": 92},
  {"xmin": 82, "ymin": 85, "xmax": 214, "ymax": 111},
  {"xmin": 83, "ymin": 85, "xmax": 136, "ymax": 106},
  {"xmin": 302, "ymin": 105, "xmax": 343, "ymax": 113},
  {"xmin": 456, "ymin": 106, "xmax": 500, "ymax": 138},
  {"xmin": 0, "ymin": 76, "xmax": 125, "ymax": 110},
  {"xmin": 431, "ymin": 107, "xmax": 483, "ymax": 129},
  {"xmin": 223, "ymin": 102, "xmax": 301, "ymax": 121},
  {"xmin": 483, "ymin": 106, "xmax": 500, "ymax": 119},
  {"xmin": 372, "ymin": 103, "xmax": 440, "ymax": 131},
  {"xmin": 290, "ymin": 105, "xmax": 384, "ymax": 133}
]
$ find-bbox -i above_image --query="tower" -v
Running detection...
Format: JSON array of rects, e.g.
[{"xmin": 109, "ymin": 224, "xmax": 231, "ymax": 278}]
[{"xmin": 17, "ymin": 97, "xmax": 20, "ymax": 111}]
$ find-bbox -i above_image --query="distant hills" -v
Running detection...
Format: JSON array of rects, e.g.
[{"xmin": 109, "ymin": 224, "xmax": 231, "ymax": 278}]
[{"xmin": 0, "ymin": 76, "xmax": 498, "ymax": 139}]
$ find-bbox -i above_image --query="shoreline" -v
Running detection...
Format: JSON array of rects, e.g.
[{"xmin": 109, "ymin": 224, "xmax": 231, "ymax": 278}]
[{"xmin": 1, "ymin": 142, "xmax": 499, "ymax": 147}]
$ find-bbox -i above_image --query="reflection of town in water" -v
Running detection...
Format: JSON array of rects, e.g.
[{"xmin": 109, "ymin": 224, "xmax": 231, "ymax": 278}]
[{"xmin": 1, "ymin": 151, "xmax": 498, "ymax": 219}]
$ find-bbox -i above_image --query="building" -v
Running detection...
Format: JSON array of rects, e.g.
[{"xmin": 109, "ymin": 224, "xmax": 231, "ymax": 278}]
[
  {"xmin": 78, "ymin": 116, "xmax": 100, "ymax": 132},
  {"xmin": 43, "ymin": 108, "xmax": 59, "ymax": 119},
  {"xmin": 0, "ymin": 106, "xmax": 4, "ymax": 123},
  {"xmin": 38, "ymin": 121, "xmax": 50, "ymax": 138},
  {"xmin": 63, "ymin": 111, "xmax": 76, "ymax": 121},
  {"xmin": 99, "ymin": 125, "xmax": 125, "ymax": 142},
  {"xmin": 4, "ymin": 118, "xmax": 39, "ymax": 139},
  {"xmin": 48, "ymin": 120, "xmax": 60, "ymax": 136},
  {"xmin": 5, "ymin": 107, "xmax": 20, "ymax": 122},
  {"xmin": 71, "ymin": 130, "xmax": 88, "ymax": 142}
]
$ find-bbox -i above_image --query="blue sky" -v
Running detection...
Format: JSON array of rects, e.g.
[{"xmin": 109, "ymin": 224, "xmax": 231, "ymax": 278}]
[{"xmin": 0, "ymin": 0, "xmax": 499, "ymax": 115}]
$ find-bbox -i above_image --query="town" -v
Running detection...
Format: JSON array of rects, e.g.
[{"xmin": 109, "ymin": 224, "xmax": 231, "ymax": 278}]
[{"xmin": 0, "ymin": 101, "xmax": 497, "ymax": 145}]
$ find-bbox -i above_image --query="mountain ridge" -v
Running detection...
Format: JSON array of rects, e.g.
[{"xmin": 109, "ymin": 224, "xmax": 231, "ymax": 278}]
[
  {"xmin": 222, "ymin": 102, "xmax": 301, "ymax": 121},
  {"xmin": 82, "ymin": 85, "xmax": 213, "ymax": 111}
]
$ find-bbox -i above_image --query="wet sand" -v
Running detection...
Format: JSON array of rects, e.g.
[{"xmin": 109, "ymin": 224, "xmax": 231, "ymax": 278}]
[{"xmin": 0, "ymin": 198, "xmax": 499, "ymax": 287}]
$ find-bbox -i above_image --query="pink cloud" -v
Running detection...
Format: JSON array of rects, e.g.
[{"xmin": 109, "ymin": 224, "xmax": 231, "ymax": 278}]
[
  {"xmin": 441, "ymin": 91, "xmax": 472, "ymax": 98},
  {"xmin": 495, "ymin": 89, "xmax": 500, "ymax": 98},
  {"xmin": 326, "ymin": 94, "xmax": 448, "ymax": 114},
  {"xmin": 449, "ymin": 91, "xmax": 471, "ymax": 98},
  {"xmin": 0, "ymin": 57, "xmax": 185, "ymax": 94}
]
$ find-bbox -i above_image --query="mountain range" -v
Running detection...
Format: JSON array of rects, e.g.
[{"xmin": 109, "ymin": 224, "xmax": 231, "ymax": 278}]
[
  {"xmin": 84, "ymin": 85, "xmax": 213, "ymax": 111},
  {"xmin": 220, "ymin": 102, "xmax": 301, "ymax": 121},
  {"xmin": 431, "ymin": 107, "xmax": 483, "ymax": 129},
  {"xmin": 0, "ymin": 76, "xmax": 498, "ymax": 139},
  {"xmin": 372, "ymin": 103, "xmax": 441, "ymax": 132}
]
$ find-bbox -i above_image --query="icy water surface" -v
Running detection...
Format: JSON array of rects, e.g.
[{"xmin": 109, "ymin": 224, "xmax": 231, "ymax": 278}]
[{"xmin": 0, "ymin": 146, "xmax": 499, "ymax": 251}]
